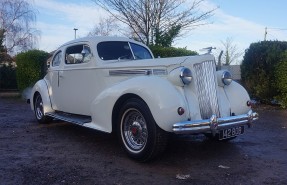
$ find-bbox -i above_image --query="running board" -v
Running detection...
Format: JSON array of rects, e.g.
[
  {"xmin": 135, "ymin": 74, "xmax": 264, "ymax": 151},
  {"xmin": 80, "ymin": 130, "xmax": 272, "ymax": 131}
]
[{"xmin": 46, "ymin": 112, "xmax": 92, "ymax": 125}]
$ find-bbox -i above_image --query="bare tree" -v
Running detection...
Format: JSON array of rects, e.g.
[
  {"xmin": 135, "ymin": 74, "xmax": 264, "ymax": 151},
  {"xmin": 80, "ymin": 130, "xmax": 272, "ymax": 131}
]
[
  {"xmin": 219, "ymin": 37, "xmax": 243, "ymax": 65},
  {"xmin": 0, "ymin": 29, "xmax": 5, "ymax": 52},
  {"xmin": 88, "ymin": 17, "xmax": 119, "ymax": 36},
  {"xmin": 91, "ymin": 0, "xmax": 215, "ymax": 46},
  {"xmin": 0, "ymin": 0, "xmax": 39, "ymax": 53}
]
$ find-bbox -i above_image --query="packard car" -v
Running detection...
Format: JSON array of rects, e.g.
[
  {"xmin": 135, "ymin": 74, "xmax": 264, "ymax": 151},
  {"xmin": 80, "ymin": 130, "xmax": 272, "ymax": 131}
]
[{"xmin": 29, "ymin": 36, "xmax": 258, "ymax": 161}]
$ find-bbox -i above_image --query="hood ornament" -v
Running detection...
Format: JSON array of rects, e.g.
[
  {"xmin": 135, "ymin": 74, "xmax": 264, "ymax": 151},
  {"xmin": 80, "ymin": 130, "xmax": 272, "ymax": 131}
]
[{"xmin": 200, "ymin": 47, "xmax": 216, "ymax": 54}]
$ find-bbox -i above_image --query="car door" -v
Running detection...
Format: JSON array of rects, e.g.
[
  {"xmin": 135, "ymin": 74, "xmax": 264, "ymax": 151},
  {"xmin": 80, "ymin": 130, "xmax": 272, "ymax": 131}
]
[
  {"xmin": 51, "ymin": 43, "xmax": 95, "ymax": 115},
  {"xmin": 46, "ymin": 50, "xmax": 65, "ymax": 111}
]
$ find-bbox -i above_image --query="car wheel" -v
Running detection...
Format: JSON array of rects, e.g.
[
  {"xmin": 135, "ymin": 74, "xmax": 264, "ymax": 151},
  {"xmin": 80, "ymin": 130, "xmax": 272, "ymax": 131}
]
[
  {"xmin": 34, "ymin": 93, "xmax": 51, "ymax": 124},
  {"xmin": 118, "ymin": 98, "xmax": 168, "ymax": 162}
]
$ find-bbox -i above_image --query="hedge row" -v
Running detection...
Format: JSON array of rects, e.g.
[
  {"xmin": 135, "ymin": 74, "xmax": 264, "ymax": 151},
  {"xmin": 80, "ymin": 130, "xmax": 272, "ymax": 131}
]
[
  {"xmin": 0, "ymin": 52, "xmax": 17, "ymax": 89},
  {"xmin": 149, "ymin": 45, "xmax": 198, "ymax": 58},
  {"xmin": 15, "ymin": 50, "xmax": 49, "ymax": 91},
  {"xmin": 274, "ymin": 51, "xmax": 287, "ymax": 108},
  {"xmin": 0, "ymin": 63, "xmax": 17, "ymax": 89},
  {"xmin": 241, "ymin": 41, "xmax": 287, "ymax": 107}
]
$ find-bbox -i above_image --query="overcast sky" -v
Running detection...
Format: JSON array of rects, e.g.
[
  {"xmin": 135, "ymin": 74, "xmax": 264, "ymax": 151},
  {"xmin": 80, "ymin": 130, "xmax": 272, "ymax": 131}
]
[{"xmin": 32, "ymin": 0, "xmax": 287, "ymax": 63}]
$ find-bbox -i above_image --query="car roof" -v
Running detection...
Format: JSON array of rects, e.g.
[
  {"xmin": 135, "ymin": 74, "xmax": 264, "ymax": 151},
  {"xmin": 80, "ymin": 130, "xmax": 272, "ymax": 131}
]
[{"xmin": 59, "ymin": 36, "xmax": 145, "ymax": 48}]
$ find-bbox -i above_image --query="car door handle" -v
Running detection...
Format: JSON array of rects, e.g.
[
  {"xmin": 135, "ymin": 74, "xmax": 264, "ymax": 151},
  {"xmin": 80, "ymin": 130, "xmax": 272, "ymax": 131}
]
[{"xmin": 59, "ymin": 71, "xmax": 64, "ymax": 78}]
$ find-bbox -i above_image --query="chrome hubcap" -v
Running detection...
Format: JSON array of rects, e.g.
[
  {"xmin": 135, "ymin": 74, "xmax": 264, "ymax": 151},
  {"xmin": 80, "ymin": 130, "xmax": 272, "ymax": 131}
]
[{"xmin": 121, "ymin": 108, "xmax": 148, "ymax": 152}]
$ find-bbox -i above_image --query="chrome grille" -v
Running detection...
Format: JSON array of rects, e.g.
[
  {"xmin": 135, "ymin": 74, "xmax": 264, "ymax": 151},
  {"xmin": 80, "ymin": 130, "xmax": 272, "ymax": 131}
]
[{"xmin": 194, "ymin": 60, "xmax": 220, "ymax": 119}]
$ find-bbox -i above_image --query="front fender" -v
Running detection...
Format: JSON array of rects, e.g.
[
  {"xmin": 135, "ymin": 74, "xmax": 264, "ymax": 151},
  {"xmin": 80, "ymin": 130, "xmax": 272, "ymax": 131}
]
[
  {"xmin": 91, "ymin": 76, "xmax": 188, "ymax": 133},
  {"xmin": 224, "ymin": 81, "xmax": 251, "ymax": 115},
  {"xmin": 30, "ymin": 79, "xmax": 53, "ymax": 114}
]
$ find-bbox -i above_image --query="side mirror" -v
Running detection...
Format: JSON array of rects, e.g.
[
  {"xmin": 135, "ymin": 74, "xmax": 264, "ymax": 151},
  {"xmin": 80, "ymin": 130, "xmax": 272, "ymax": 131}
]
[
  {"xmin": 81, "ymin": 48, "xmax": 88, "ymax": 55},
  {"xmin": 81, "ymin": 45, "xmax": 92, "ymax": 56}
]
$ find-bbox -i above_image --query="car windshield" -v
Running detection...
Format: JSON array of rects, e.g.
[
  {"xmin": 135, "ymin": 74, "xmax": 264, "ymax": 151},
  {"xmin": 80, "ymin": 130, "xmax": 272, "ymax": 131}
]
[{"xmin": 97, "ymin": 41, "xmax": 152, "ymax": 61}]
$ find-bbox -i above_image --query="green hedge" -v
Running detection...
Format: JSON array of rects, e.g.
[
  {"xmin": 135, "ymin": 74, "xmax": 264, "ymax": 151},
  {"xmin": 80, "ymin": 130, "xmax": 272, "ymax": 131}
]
[
  {"xmin": 274, "ymin": 52, "xmax": 287, "ymax": 107},
  {"xmin": 16, "ymin": 50, "xmax": 49, "ymax": 91},
  {"xmin": 149, "ymin": 46, "xmax": 197, "ymax": 58},
  {"xmin": 0, "ymin": 52, "xmax": 17, "ymax": 89},
  {"xmin": 0, "ymin": 63, "xmax": 17, "ymax": 89},
  {"xmin": 241, "ymin": 41, "xmax": 287, "ymax": 103}
]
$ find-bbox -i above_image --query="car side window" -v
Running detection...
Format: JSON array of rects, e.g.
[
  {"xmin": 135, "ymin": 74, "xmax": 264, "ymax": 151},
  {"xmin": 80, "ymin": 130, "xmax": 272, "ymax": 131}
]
[
  {"xmin": 97, "ymin": 41, "xmax": 152, "ymax": 61},
  {"xmin": 97, "ymin": 41, "xmax": 133, "ymax": 60},
  {"xmin": 130, "ymin": 43, "xmax": 152, "ymax": 59},
  {"xmin": 52, "ymin": 51, "xmax": 62, "ymax": 67},
  {"xmin": 65, "ymin": 44, "xmax": 92, "ymax": 64}
]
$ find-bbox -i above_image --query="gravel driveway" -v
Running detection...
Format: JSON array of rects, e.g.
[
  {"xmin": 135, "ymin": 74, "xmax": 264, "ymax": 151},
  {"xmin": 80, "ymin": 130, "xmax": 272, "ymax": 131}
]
[{"xmin": 0, "ymin": 97, "xmax": 286, "ymax": 185}]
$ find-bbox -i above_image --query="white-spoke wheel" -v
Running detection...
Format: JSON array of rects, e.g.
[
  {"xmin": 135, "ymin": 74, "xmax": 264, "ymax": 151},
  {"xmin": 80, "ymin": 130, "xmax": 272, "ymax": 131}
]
[
  {"xmin": 121, "ymin": 108, "xmax": 148, "ymax": 153},
  {"xmin": 117, "ymin": 98, "xmax": 168, "ymax": 162}
]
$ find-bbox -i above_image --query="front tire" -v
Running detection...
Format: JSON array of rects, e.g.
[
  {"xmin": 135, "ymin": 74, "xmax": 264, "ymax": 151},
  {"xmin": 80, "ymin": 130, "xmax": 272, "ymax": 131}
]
[
  {"xmin": 118, "ymin": 98, "xmax": 168, "ymax": 162},
  {"xmin": 34, "ymin": 93, "xmax": 51, "ymax": 124}
]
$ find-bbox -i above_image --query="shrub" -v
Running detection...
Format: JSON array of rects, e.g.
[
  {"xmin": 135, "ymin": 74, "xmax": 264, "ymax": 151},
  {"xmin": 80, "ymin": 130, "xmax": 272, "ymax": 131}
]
[
  {"xmin": 15, "ymin": 50, "xmax": 49, "ymax": 91},
  {"xmin": 241, "ymin": 41, "xmax": 287, "ymax": 103},
  {"xmin": 0, "ymin": 52, "xmax": 17, "ymax": 89},
  {"xmin": 274, "ymin": 52, "xmax": 287, "ymax": 108},
  {"xmin": 0, "ymin": 63, "xmax": 17, "ymax": 89},
  {"xmin": 149, "ymin": 45, "xmax": 197, "ymax": 58}
]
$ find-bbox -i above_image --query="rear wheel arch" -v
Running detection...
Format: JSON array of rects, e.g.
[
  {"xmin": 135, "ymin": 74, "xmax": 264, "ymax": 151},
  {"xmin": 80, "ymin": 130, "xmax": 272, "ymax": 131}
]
[
  {"xmin": 33, "ymin": 91, "xmax": 40, "ymax": 105},
  {"xmin": 33, "ymin": 92, "xmax": 52, "ymax": 124},
  {"xmin": 31, "ymin": 79, "xmax": 53, "ymax": 113}
]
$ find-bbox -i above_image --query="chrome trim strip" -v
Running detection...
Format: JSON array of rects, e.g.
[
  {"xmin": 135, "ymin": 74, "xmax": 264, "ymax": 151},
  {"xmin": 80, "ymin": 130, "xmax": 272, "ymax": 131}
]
[
  {"xmin": 152, "ymin": 69, "xmax": 167, "ymax": 75},
  {"xmin": 172, "ymin": 110, "xmax": 259, "ymax": 134},
  {"xmin": 109, "ymin": 69, "xmax": 152, "ymax": 76},
  {"xmin": 109, "ymin": 69, "xmax": 167, "ymax": 76}
]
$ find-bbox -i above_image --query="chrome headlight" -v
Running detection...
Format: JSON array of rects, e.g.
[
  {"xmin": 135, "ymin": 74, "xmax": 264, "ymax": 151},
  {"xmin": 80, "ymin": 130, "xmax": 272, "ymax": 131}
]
[
  {"xmin": 217, "ymin": 70, "xmax": 233, "ymax": 86},
  {"xmin": 222, "ymin": 71, "xmax": 232, "ymax": 85},
  {"xmin": 180, "ymin": 67, "xmax": 192, "ymax": 85},
  {"xmin": 168, "ymin": 67, "xmax": 193, "ymax": 86}
]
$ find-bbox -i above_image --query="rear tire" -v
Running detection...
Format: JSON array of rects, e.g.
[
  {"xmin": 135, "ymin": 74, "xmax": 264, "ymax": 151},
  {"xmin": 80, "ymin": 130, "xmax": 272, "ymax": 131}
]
[
  {"xmin": 117, "ymin": 98, "xmax": 168, "ymax": 162},
  {"xmin": 34, "ymin": 93, "xmax": 52, "ymax": 124}
]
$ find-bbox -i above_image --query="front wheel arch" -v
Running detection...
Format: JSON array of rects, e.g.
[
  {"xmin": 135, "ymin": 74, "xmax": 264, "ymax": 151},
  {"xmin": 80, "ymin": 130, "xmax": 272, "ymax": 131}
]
[
  {"xmin": 116, "ymin": 97, "xmax": 168, "ymax": 162},
  {"xmin": 112, "ymin": 94, "xmax": 144, "ymax": 134}
]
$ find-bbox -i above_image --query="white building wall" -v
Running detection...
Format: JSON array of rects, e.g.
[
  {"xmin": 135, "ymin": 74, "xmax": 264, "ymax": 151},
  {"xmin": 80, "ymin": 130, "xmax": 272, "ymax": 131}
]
[{"xmin": 221, "ymin": 65, "xmax": 241, "ymax": 80}]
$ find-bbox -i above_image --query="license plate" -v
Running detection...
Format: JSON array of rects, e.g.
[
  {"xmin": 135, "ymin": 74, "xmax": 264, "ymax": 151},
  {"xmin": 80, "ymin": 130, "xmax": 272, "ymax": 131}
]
[{"xmin": 219, "ymin": 126, "xmax": 244, "ymax": 140}]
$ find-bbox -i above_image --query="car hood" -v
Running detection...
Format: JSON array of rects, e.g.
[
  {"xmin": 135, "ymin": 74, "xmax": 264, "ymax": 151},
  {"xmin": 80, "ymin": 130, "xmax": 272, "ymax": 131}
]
[{"xmin": 100, "ymin": 54, "xmax": 215, "ymax": 70}]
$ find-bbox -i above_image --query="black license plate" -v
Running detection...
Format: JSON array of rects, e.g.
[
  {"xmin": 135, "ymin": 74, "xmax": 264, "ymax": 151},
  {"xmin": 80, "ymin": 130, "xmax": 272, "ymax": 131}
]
[{"xmin": 219, "ymin": 126, "xmax": 244, "ymax": 140}]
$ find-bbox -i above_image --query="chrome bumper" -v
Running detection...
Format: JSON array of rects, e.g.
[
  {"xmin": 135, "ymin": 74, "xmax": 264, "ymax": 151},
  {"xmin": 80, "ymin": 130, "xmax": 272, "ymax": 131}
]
[{"xmin": 172, "ymin": 110, "xmax": 259, "ymax": 134}]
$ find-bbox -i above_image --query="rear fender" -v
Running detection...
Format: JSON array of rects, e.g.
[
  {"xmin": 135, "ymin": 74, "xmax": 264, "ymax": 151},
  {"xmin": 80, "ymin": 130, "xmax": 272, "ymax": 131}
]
[{"xmin": 30, "ymin": 79, "xmax": 53, "ymax": 114}]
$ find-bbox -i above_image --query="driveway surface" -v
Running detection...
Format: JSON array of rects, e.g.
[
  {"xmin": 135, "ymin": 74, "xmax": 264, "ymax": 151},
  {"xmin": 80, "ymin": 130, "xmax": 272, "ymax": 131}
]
[{"xmin": 0, "ymin": 97, "xmax": 286, "ymax": 185}]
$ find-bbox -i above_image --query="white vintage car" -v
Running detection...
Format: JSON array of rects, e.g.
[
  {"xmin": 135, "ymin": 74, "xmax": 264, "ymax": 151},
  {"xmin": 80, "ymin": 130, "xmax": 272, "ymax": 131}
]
[{"xmin": 30, "ymin": 36, "xmax": 258, "ymax": 161}]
